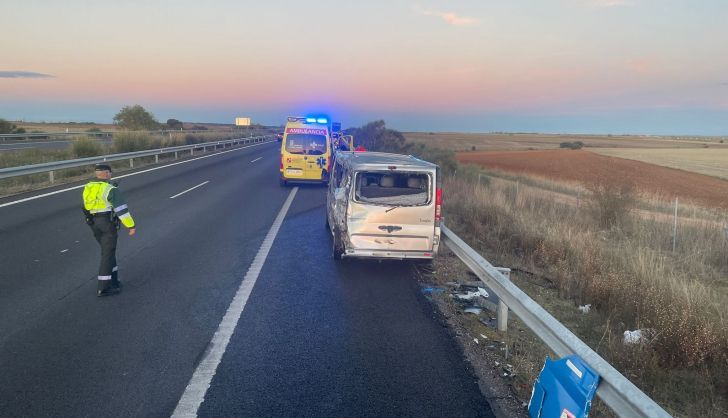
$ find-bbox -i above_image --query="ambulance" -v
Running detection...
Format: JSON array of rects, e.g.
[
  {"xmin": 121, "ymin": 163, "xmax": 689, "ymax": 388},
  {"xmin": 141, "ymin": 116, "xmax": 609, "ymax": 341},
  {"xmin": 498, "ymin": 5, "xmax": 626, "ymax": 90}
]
[{"xmin": 279, "ymin": 116, "xmax": 332, "ymax": 186}]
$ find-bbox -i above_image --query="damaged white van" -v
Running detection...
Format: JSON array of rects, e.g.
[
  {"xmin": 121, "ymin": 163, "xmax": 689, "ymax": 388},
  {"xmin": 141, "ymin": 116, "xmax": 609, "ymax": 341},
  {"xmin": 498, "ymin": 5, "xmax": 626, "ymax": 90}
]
[{"xmin": 326, "ymin": 152, "xmax": 442, "ymax": 260}]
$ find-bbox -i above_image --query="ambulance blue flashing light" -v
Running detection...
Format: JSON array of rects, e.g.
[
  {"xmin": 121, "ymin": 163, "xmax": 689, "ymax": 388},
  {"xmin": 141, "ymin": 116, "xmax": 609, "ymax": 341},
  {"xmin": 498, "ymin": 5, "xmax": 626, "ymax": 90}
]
[{"xmin": 288, "ymin": 116, "xmax": 330, "ymax": 124}]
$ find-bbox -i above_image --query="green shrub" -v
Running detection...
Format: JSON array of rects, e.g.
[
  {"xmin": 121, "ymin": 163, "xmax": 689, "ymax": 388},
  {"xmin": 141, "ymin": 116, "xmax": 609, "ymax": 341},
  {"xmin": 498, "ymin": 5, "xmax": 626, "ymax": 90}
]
[
  {"xmin": 113, "ymin": 132, "xmax": 159, "ymax": 153},
  {"xmin": 72, "ymin": 137, "xmax": 104, "ymax": 158},
  {"xmin": 560, "ymin": 141, "xmax": 584, "ymax": 150}
]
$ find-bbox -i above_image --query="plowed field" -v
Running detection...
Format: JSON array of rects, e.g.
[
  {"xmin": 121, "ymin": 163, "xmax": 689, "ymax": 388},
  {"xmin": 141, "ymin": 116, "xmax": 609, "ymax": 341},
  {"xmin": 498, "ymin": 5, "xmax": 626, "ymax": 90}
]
[{"xmin": 457, "ymin": 149, "xmax": 728, "ymax": 209}]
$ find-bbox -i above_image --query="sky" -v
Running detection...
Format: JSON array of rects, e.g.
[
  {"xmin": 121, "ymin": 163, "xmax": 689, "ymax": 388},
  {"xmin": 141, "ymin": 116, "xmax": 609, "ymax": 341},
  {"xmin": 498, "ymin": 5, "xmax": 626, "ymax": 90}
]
[{"xmin": 1, "ymin": 0, "xmax": 727, "ymax": 135}]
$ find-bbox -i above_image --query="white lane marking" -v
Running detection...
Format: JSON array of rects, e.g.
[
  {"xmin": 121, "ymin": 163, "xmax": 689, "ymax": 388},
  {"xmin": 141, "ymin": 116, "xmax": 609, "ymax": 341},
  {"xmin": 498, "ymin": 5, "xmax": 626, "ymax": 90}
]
[
  {"xmin": 250, "ymin": 157, "xmax": 262, "ymax": 163},
  {"xmin": 60, "ymin": 249, "xmax": 69, "ymax": 253},
  {"xmin": 170, "ymin": 181, "xmax": 210, "ymax": 199},
  {"xmin": 0, "ymin": 141, "xmax": 273, "ymax": 209},
  {"xmin": 171, "ymin": 186, "xmax": 299, "ymax": 418}
]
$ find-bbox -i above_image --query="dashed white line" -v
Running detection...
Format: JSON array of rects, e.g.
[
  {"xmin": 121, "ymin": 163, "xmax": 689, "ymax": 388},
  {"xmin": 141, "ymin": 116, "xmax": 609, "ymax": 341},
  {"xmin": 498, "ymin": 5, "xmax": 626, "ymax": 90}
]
[
  {"xmin": 0, "ymin": 140, "xmax": 273, "ymax": 209},
  {"xmin": 171, "ymin": 186, "xmax": 299, "ymax": 418},
  {"xmin": 170, "ymin": 181, "xmax": 210, "ymax": 199},
  {"xmin": 60, "ymin": 249, "xmax": 69, "ymax": 253},
  {"xmin": 250, "ymin": 157, "xmax": 262, "ymax": 163}
]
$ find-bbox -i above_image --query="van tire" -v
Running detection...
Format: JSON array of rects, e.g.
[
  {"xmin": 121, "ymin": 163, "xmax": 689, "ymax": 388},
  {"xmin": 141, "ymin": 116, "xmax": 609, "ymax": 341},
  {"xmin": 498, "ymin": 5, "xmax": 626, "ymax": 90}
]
[{"xmin": 332, "ymin": 229, "xmax": 345, "ymax": 260}]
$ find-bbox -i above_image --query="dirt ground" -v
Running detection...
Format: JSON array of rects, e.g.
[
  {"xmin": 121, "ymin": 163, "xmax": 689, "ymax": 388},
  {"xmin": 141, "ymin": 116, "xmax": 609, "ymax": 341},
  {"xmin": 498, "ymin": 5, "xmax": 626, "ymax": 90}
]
[
  {"xmin": 457, "ymin": 149, "xmax": 728, "ymax": 209},
  {"xmin": 404, "ymin": 132, "xmax": 728, "ymax": 152}
]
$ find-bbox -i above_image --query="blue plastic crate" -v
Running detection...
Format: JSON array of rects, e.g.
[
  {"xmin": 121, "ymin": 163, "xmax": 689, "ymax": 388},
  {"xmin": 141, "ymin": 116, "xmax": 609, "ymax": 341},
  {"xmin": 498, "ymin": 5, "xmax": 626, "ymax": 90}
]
[{"xmin": 528, "ymin": 355, "xmax": 600, "ymax": 418}]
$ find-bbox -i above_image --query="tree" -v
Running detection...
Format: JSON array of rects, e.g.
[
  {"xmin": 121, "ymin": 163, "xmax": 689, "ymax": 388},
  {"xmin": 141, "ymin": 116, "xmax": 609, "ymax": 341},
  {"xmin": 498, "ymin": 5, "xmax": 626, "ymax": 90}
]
[
  {"xmin": 0, "ymin": 118, "xmax": 16, "ymax": 134},
  {"xmin": 113, "ymin": 105, "xmax": 160, "ymax": 130},
  {"xmin": 344, "ymin": 120, "xmax": 410, "ymax": 153},
  {"xmin": 166, "ymin": 118, "xmax": 183, "ymax": 130}
]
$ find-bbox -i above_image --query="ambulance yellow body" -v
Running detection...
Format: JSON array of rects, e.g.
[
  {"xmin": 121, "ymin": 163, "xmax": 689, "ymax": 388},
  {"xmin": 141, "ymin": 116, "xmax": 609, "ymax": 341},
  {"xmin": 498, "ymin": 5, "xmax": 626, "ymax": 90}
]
[{"xmin": 279, "ymin": 116, "xmax": 332, "ymax": 186}]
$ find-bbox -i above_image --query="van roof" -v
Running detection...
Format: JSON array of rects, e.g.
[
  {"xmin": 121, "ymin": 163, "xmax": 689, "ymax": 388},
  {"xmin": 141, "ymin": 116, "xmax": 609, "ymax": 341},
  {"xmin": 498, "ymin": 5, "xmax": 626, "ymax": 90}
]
[{"xmin": 336, "ymin": 151, "xmax": 438, "ymax": 170}]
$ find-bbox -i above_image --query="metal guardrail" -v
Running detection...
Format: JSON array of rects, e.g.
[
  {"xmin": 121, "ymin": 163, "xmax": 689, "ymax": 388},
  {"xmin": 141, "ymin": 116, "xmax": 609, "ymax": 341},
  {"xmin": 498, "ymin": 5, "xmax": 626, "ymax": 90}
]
[
  {"xmin": 0, "ymin": 136, "xmax": 274, "ymax": 183},
  {"xmin": 0, "ymin": 129, "xmax": 243, "ymax": 141},
  {"xmin": 441, "ymin": 224, "xmax": 672, "ymax": 418}
]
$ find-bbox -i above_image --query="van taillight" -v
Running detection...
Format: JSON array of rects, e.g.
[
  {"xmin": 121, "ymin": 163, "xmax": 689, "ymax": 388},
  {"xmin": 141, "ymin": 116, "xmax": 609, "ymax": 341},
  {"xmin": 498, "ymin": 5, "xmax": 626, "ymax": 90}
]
[
  {"xmin": 435, "ymin": 187, "xmax": 442, "ymax": 225},
  {"xmin": 280, "ymin": 154, "xmax": 284, "ymax": 170}
]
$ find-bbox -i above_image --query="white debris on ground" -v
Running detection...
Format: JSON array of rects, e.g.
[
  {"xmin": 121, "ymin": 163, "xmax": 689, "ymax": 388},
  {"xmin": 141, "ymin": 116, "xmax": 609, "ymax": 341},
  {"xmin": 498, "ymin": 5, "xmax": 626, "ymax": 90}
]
[
  {"xmin": 464, "ymin": 307, "xmax": 483, "ymax": 315},
  {"xmin": 578, "ymin": 304, "xmax": 591, "ymax": 314},
  {"xmin": 455, "ymin": 287, "xmax": 489, "ymax": 300},
  {"xmin": 623, "ymin": 329, "xmax": 656, "ymax": 345}
]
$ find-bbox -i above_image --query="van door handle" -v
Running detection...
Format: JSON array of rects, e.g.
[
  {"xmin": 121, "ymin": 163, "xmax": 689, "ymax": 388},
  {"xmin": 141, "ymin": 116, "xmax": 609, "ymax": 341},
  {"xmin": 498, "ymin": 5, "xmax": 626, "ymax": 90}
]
[{"xmin": 378, "ymin": 225, "xmax": 402, "ymax": 233}]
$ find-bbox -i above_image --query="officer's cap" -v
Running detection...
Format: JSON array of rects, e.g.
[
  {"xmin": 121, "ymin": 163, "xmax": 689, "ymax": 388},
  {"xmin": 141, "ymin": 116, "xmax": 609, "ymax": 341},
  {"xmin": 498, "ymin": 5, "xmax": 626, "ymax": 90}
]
[{"xmin": 94, "ymin": 164, "xmax": 112, "ymax": 172}]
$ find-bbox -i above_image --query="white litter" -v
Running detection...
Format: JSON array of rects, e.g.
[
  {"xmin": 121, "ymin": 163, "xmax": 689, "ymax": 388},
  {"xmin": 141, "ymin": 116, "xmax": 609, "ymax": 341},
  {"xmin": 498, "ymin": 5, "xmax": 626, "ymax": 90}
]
[
  {"xmin": 578, "ymin": 304, "xmax": 591, "ymax": 314},
  {"xmin": 464, "ymin": 307, "xmax": 483, "ymax": 315},
  {"xmin": 623, "ymin": 329, "xmax": 655, "ymax": 345},
  {"xmin": 474, "ymin": 338, "xmax": 479, "ymax": 344},
  {"xmin": 456, "ymin": 287, "xmax": 489, "ymax": 300},
  {"xmin": 480, "ymin": 334, "xmax": 488, "ymax": 340}
]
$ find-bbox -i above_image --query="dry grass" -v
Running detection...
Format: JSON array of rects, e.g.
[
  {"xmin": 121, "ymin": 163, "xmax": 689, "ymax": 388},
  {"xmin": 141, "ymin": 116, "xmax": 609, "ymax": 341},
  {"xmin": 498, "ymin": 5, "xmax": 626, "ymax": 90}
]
[
  {"xmin": 403, "ymin": 132, "xmax": 728, "ymax": 152},
  {"xmin": 0, "ymin": 132, "xmax": 251, "ymax": 197},
  {"xmin": 13, "ymin": 122, "xmax": 117, "ymax": 132},
  {"xmin": 442, "ymin": 171, "xmax": 728, "ymax": 417},
  {"xmin": 592, "ymin": 148, "xmax": 728, "ymax": 180}
]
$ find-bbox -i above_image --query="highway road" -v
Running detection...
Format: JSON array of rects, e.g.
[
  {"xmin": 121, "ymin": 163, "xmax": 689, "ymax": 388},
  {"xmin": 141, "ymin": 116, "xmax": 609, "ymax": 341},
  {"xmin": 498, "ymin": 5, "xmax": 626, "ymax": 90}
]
[
  {"xmin": 0, "ymin": 141, "xmax": 495, "ymax": 417},
  {"xmin": 0, "ymin": 138, "xmax": 113, "ymax": 152}
]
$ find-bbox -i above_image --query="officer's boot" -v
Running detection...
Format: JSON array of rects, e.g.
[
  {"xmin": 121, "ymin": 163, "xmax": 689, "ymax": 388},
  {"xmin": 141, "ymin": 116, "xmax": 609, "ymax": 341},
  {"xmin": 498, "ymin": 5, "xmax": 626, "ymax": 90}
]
[
  {"xmin": 111, "ymin": 268, "xmax": 122, "ymax": 291},
  {"xmin": 97, "ymin": 279, "xmax": 111, "ymax": 297}
]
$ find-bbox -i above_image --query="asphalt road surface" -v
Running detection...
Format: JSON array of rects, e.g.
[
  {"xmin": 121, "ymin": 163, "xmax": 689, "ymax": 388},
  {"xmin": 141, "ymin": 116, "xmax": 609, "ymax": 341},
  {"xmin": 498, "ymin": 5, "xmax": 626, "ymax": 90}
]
[
  {"xmin": 0, "ymin": 141, "xmax": 495, "ymax": 417},
  {"xmin": 0, "ymin": 137, "xmax": 113, "ymax": 152}
]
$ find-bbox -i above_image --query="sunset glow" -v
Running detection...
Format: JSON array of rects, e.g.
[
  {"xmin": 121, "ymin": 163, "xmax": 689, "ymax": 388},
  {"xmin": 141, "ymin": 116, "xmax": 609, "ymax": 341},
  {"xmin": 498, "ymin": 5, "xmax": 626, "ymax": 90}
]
[{"xmin": 1, "ymin": 0, "xmax": 727, "ymax": 134}]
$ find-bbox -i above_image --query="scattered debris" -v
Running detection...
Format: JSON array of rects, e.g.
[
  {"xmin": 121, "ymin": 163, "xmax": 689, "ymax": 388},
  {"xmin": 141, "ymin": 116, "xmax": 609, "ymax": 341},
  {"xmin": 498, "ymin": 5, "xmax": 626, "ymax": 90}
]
[
  {"xmin": 454, "ymin": 286, "xmax": 490, "ymax": 300},
  {"xmin": 623, "ymin": 329, "xmax": 656, "ymax": 345},
  {"xmin": 421, "ymin": 286, "xmax": 445, "ymax": 295},
  {"xmin": 480, "ymin": 334, "xmax": 488, "ymax": 340},
  {"xmin": 474, "ymin": 338, "xmax": 479, "ymax": 344},
  {"xmin": 464, "ymin": 306, "xmax": 483, "ymax": 315},
  {"xmin": 578, "ymin": 304, "xmax": 591, "ymax": 314}
]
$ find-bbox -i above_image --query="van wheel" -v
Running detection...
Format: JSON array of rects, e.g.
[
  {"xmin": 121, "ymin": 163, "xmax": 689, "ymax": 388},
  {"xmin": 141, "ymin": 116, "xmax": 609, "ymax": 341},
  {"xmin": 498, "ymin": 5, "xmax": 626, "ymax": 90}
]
[
  {"xmin": 279, "ymin": 178, "xmax": 287, "ymax": 187},
  {"xmin": 332, "ymin": 229, "xmax": 345, "ymax": 260}
]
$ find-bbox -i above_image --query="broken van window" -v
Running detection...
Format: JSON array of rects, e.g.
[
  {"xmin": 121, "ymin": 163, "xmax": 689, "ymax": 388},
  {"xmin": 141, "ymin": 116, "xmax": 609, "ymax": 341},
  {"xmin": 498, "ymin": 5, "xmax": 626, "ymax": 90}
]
[
  {"xmin": 354, "ymin": 172, "xmax": 430, "ymax": 206},
  {"xmin": 285, "ymin": 134, "xmax": 327, "ymax": 155}
]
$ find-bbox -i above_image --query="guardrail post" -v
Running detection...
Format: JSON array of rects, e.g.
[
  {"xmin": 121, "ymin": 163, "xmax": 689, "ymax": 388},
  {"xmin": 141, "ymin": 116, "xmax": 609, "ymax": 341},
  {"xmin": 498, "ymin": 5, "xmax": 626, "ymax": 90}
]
[
  {"xmin": 495, "ymin": 267, "xmax": 511, "ymax": 332},
  {"xmin": 174, "ymin": 151, "xmax": 178, "ymax": 160},
  {"xmin": 49, "ymin": 171, "xmax": 55, "ymax": 184},
  {"xmin": 155, "ymin": 154, "xmax": 159, "ymax": 164},
  {"xmin": 129, "ymin": 158, "xmax": 134, "ymax": 169},
  {"xmin": 191, "ymin": 148, "xmax": 194, "ymax": 156}
]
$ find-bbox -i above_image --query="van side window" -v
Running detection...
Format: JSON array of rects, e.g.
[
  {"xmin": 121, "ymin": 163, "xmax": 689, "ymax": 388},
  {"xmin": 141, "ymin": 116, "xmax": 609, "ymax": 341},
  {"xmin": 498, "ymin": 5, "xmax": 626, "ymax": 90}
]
[{"xmin": 334, "ymin": 162, "xmax": 344, "ymax": 187}]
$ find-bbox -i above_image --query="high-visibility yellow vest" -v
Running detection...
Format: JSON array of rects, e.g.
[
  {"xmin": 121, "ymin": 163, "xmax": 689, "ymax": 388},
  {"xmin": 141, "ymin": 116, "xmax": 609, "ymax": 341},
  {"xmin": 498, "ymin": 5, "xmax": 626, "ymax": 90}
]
[
  {"xmin": 82, "ymin": 180, "xmax": 136, "ymax": 228},
  {"xmin": 83, "ymin": 181, "xmax": 113, "ymax": 213}
]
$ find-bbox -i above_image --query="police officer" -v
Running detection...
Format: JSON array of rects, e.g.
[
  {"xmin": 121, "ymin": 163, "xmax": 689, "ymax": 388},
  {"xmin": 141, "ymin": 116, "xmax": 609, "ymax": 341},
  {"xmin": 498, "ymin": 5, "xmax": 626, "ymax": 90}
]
[{"xmin": 82, "ymin": 164, "xmax": 136, "ymax": 297}]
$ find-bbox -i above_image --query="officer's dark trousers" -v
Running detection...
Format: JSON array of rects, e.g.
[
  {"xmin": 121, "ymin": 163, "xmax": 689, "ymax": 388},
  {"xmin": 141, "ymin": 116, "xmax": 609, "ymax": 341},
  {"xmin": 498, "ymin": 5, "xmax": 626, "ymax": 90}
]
[{"xmin": 90, "ymin": 216, "xmax": 118, "ymax": 292}]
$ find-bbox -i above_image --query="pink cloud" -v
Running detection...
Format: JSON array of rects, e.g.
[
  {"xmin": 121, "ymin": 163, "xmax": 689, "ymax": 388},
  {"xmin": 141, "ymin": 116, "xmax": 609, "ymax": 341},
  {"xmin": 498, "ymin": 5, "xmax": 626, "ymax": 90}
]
[
  {"xmin": 581, "ymin": 0, "xmax": 632, "ymax": 7},
  {"xmin": 420, "ymin": 9, "xmax": 478, "ymax": 26},
  {"xmin": 625, "ymin": 56, "xmax": 658, "ymax": 74}
]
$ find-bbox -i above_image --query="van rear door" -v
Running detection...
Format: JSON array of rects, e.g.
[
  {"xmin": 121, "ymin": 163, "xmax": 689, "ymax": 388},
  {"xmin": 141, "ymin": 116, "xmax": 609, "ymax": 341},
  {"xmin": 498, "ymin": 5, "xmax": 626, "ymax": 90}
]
[{"xmin": 347, "ymin": 170, "xmax": 435, "ymax": 252}]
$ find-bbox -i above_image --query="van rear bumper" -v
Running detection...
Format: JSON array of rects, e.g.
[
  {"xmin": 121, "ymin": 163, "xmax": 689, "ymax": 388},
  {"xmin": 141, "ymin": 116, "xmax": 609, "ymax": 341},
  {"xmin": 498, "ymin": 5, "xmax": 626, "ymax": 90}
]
[{"xmin": 342, "ymin": 248, "xmax": 437, "ymax": 260}]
